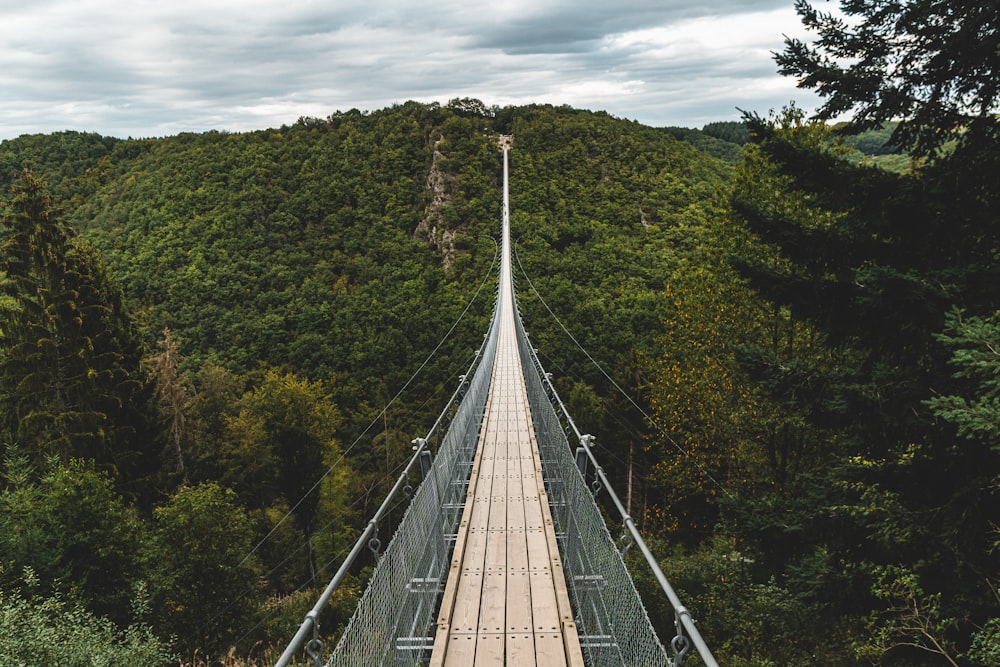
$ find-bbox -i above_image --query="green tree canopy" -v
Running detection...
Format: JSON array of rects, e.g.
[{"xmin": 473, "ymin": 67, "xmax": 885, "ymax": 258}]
[
  {"xmin": 0, "ymin": 569, "xmax": 173, "ymax": 667},
  {"xmin": 729, "ymin": 99, "xmax": 1000, "ymax": 664},
  {"xmin": 141, "ymin": 482, "xmax": 262, "ymax": 656},
  {"xmin": 0, "ymin": 170, "xmax": 155, "ymax": 475},
  {"xmin": 0, "ymin": 457, "xmax": 139, "ymax": 622},
  {"xmin": 778, "ymin": 0, "xmax": 1000, "ymax": 153},
  {"xmin": 926, "ymin": 309, "xmax": 1000, "ymax": 450}
]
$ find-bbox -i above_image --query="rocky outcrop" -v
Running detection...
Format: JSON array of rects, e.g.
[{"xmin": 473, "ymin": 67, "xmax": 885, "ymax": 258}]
[{"xmin": 415, "ymin": 132, "xmax": 457, "ymax": 271}]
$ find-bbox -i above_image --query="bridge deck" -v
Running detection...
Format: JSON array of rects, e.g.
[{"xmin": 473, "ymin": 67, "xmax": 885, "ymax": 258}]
[{"xmin": 430, "ymin": 278, "xmax": 584, "ymax": 666}]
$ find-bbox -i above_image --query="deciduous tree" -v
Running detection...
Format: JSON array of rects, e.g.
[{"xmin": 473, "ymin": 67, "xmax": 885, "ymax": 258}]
[
  {"xmin": 141, "ymin": 483, "xmax": 262, "ymax": 655},
  {"xmin": 0, "ymin": 458, "xmax": 139, "ymax": 622}
]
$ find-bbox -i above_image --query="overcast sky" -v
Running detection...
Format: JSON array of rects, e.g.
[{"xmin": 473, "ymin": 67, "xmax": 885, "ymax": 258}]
[{"xmin": 0, "ymin": 0, "xmax": 822, "ymax": 140}]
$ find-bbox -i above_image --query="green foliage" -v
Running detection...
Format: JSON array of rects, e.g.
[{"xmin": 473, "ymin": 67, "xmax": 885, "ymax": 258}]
[
  {"xmin": 660, "ymin": 126, "xmax": 745, "ymax": 163},
  {"xmin": 647, "ymin": 261, "xmax": 758, "ymax": 532},
  {"xmin": 184, "ymin": 361, "xmax": 242, "ymax": 475},
  {"xmin": 842, "ymin": 122, "xmax": 902, "ymax": 156},
  {"xmin": 857, "ymin": 565, "xmax": 961, "ymax": 666},
  {"xmin": 648, "ymin": 251, "xmax": 838, "ymax": 537},
  {"xmin": 701, "ymin": 121, "xmax": 751, "ymax": 145},
  {"xmin": 733, "ymin": 108, "xmax": 995, "ymax": 447},
  {"xmin": 222, "ymin": 369, "xmax": 354, "ymax": 585},
  {"xmin": 926, "ymin": 309, "xmax": 1000, "ymax": 448},
  {"xmin": 778, "ymin": 0, "xmax": 1000, "ymax": 153},
  {"xmin": 62, "ymin": 106, "xmax": 496, "ymax": 456},
  {"xmin": 635, "ymin": 535, "xmax": 848, "ymax": 666},
  {"xmin": 141, "ymin": 483, "xmax": 263, "ymax": 656},
  {"xmin": 644, "ymin": 128, "xmax": 841, "ymax": 539},
  {"xmin": 0, "ymin": 569, "xmax": 174, "ymax": 667},
  {"xmin": 967, "ymin": 617, "xmax": 1000, "ymax": 666},
  {"xmin": 221, "ymin": 370, "xmax": 341, "ymax": 507},
  {"xmin": 0, "ymin": 170, "xmax": 156, "ymax": 476},
  {"xmin": 0, "ymin": 458, "xmax": 140, "ymax": 622},
  {"xmin": 0, "ymin": 131, "xmax": 129, "ymax": 203},
  {"xmin": 725, "ymin": 48, "xmax": 1000, "ymax": 662}
]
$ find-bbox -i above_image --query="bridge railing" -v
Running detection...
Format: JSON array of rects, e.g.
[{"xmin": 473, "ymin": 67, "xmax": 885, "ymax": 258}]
[
  {"xmin": 276, "ymin": 286, "xmax": 501, "ymax": 667},
  {"xmin": 513, "ymin": 303, "xmax": 719, "ymax": 667}
]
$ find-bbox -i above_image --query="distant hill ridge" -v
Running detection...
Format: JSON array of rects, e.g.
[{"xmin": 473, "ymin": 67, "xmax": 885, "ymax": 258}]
[{"xmin": 0, "ymin": 102, "xmax": 731, "ymax": 451}]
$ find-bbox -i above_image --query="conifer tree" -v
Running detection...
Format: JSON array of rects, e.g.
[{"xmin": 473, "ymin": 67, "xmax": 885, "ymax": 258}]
[
  {"xmin": 778, "ymin": 0, "xmax": 1000, "ymax": 153},
  {"xmin": 0, "ymin": 169, "xmax": 154, "ymax": 473},
  {"xmin": 730, "ymin": 103, "xmax": 1000, "ymax": 665}
]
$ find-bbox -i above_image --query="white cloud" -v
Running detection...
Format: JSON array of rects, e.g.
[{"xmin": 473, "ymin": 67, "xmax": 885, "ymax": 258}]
[{"xmin": 0, "ymin": 0, "xmax": 820, "ymax": 139}]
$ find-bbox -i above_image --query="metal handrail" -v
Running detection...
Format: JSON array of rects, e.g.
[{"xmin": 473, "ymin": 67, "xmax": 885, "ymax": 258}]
[
  {"xmin": 275, "ymin": 309, "xmax": 496, "ymax": 667},
  {"xmin": 513, "ymin": 304, "xmax": 720, "ymax": 667}
]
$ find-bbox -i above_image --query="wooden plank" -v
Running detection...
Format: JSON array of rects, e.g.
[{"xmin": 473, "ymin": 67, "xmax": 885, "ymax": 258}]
[
  {"xmin": 528, "ymin": 570, "xmax": 562, "ymax": 632},
  {"xmin": 506, "ymin": 564, "xmax": 532, "ymax": 634},
  {"xmin": 535, "ymin": 633, "xmax": 569, "ymax": 667},
  {"xmin": 506, "ymin": 631, "xmax": 537, "ymax": 667},
  {"xmin": 453, "ymin": 438, "xmax": 494, "ymax": 636},
  {"xmin": 481, "ymin": 370, "xmax": 511, "ymax": 649},
  {"xmin": 473, "ymin": 633, "xmax": 505, "ymax": 666},
  {"xmin": 505, "ymin": 439, "xmax": 532, "ymax": 643},
  {"xmin": 479, "ymin": 459, "xmax": 506, "ymax": 634},
  {"xmin": 450, "ymin": 543, "xmax": 486, "ymax": 636},
  {"xmin": 441, "ymin": 633, "xmax": 477, "ymax": 666},
  {"xmin": 561, "ymin": 620, "xmax": 586, "ymax": 667},
  {"xmin": 429, "ymin": 372, "xmax": 499, "ymax": 667},
  {"xmin": 479, "ymin": 568, "xmax": 506, "ymax": 634},
  {"xmin": 432, "ymin": 264, "xmax": 585, "ymax": 666}
]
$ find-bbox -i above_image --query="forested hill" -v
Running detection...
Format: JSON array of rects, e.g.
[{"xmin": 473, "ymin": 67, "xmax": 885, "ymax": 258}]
[
  {"xmin": 3, "ymin": 91, "xmax": 998, "ymax": 666},
  {"xmin": 0, "ymin": 103, "xmax": 738, "ymax": 662},
  {"xmin": 0, "ymin": 103, "xmax": 730, "ymax": 414}
]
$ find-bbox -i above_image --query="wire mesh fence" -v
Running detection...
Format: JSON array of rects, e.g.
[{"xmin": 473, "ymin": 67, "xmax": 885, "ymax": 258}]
[
  {"xmin": 514, "ymin": 311, "xmax": 672, "ymax": 667},
  {"xmin": 323, "ymin": 304, "xmax": 673, "ymax": 666},
  {"xmin": 324, "ymin": 301, "xmax": 500, "ymax": 667}
]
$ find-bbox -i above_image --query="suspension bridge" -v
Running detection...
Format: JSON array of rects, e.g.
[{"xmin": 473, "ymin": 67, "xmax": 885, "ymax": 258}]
[{"xmin": 276, "ymin": 137, "xmax": 718, "ymax": 667}]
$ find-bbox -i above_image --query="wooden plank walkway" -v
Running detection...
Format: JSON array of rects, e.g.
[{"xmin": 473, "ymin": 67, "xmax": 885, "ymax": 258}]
[{"xmin": 429, "ymin": 265, "xmax": 584, "ymax": 666}]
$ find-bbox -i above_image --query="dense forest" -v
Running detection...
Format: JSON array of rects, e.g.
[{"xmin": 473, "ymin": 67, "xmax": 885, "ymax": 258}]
[{"xmin": 2, "ymin": 2, "xmax": 999, "ymax": 665}]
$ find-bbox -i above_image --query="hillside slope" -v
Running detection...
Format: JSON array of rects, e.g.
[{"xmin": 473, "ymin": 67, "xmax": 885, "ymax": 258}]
[
  {"xmin": 0, "ymin": 102, "xmax": 733, "ymax": 660},
  {"xmin": 3, "ymin": 102, "xmax": 730, "ymax": 439}
]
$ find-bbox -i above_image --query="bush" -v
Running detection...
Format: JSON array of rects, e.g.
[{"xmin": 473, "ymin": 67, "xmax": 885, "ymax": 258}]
[{"xmin": 0, "ymin": 569, "xmax": 174, "ymax": 666}]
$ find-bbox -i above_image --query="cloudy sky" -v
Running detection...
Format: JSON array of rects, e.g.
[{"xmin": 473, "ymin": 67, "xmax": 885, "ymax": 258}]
[{"xmin": 0, "ymin": 0, "xmax": 822, "ymax": 140}]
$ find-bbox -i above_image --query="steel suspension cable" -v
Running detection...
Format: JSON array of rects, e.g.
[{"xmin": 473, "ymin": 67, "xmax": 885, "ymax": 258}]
[
  {"xmin": 275, "ymin": 248, "xmax": 501, "ymax": 667},
  {"xmin": 239, "ymin": 241, "xmax": 499, "ymax": 570},
  {"xmin": 511, "ymin": 240, "xmax": 731, "ymax": 499}
]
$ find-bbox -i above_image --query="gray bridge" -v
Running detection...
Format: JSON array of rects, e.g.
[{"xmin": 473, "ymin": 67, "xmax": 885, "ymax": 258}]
[{"xmin": 276, "ymin": 138, "xmax": 718, "ymax": 667}]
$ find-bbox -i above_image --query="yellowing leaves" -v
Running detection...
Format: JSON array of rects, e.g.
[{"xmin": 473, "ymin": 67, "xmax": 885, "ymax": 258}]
[{"xmin": 646, "ymin": 228, "xmax": 835, "ymax": 535}]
